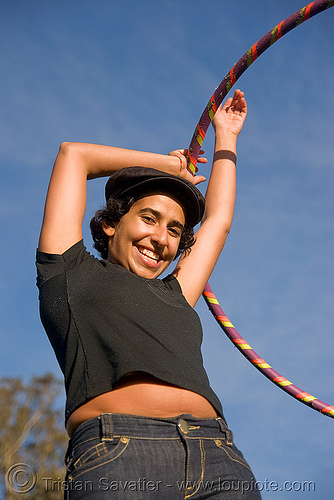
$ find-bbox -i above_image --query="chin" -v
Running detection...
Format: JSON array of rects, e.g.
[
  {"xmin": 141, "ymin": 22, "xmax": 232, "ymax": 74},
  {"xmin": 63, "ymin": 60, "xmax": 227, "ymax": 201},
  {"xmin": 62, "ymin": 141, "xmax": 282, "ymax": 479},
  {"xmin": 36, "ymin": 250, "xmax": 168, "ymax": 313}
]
[
  {"xmin": 139, "ymin": 269, "xmax": 162, "ymax": 279},
  {"xmin": 137, "ymin": 264, "xmax": 167, "ymax": 279}
]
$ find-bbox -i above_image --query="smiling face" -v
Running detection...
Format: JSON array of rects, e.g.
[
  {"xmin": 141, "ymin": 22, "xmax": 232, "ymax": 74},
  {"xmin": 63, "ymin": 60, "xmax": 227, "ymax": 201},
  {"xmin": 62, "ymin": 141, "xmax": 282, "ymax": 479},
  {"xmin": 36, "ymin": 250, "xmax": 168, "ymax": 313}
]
[{"xmin": 102, "ymin": 193, "xmax": 186, "ymax": 279}]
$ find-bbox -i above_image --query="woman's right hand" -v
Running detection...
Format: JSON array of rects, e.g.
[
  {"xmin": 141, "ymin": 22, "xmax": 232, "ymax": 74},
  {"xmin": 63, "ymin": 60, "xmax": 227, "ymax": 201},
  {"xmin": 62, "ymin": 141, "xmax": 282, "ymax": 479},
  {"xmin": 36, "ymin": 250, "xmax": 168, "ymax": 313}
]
[{"xmin": 168, "ymin": 149, "xmax": 207, "ymax": 185}]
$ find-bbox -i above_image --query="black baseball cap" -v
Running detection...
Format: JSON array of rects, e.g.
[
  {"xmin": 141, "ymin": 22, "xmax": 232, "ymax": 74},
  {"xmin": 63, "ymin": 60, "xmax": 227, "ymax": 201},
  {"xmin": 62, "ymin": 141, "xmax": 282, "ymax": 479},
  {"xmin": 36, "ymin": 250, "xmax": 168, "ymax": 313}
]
[{"xmin": 105, "ymin": 167, "xmax": 205, "ymax": 227}]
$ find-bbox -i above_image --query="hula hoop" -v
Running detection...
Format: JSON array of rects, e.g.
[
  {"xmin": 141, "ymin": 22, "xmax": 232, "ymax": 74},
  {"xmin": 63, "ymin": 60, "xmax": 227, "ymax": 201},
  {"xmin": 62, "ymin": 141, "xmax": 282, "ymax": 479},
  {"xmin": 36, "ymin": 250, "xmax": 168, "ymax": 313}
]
[{"xmin": 187, "ymin": 0, "xmax": 334, "ymax": 418}]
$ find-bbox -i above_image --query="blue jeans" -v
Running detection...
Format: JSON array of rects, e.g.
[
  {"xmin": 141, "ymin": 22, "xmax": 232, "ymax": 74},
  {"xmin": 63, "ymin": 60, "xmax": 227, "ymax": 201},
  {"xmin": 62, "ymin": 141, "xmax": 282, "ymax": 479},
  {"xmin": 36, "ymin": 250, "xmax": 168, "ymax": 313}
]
[{"xmin": 64, "ymin": 413, "xmax": 261, "ymax": 499}]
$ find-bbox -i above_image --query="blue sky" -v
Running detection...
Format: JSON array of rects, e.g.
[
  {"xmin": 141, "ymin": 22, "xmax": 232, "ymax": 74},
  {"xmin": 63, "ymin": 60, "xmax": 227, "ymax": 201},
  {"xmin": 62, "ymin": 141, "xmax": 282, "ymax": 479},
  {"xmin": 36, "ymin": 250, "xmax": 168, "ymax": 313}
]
[{"xmin": 1, "ymin": 0, "xmax": 333, "ymax": 497}]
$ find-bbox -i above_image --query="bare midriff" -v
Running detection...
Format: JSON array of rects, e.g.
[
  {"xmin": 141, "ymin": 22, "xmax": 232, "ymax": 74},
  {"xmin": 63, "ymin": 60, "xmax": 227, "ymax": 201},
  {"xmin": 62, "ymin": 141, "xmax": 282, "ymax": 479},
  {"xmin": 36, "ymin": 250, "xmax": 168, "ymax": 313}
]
[{"xmin": 66, "ymin": 372, "xmax": 217, "ymax": 437}]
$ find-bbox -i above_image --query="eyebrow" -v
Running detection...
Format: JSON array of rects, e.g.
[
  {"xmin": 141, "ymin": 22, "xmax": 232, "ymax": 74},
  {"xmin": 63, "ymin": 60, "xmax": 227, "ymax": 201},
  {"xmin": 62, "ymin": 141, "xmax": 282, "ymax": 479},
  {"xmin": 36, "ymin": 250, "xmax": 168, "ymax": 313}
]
[{"xmin": 138, "ymin": 207, "xmax": 185, "ymax": 231}]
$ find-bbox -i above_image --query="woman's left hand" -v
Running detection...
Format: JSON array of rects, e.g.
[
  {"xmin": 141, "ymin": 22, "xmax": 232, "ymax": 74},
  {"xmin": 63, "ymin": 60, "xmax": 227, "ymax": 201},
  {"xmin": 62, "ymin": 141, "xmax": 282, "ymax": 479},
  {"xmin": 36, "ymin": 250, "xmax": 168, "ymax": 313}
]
[
  {"xmin": 212, "ymin": 89, "xmax": 247, "ymax": 138},
  {"xmin": 168, "ymin": 149, "xmax": 207, "ymax": 185}
]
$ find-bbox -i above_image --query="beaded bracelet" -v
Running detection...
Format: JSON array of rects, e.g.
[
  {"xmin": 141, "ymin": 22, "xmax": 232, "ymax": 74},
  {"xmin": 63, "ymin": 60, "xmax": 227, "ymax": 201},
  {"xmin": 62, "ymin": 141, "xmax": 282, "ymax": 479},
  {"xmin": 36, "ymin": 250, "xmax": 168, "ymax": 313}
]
[{"xmin": 176, "ymin": 156, "xmax": 183, "ymax": 177}]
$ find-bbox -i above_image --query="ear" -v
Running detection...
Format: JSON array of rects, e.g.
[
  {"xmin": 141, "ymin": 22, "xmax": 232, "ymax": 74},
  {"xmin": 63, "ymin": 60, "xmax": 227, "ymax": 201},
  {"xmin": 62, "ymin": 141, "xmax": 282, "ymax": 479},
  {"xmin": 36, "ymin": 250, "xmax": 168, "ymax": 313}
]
[{"xmin": 102, "ymin": 220, "xmax": 116, "ymax": 237}]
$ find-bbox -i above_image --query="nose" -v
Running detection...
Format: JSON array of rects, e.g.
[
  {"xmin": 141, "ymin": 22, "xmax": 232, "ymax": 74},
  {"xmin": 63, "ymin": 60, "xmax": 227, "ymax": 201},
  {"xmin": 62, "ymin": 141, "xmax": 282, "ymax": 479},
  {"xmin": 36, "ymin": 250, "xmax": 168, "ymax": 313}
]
[{"xmin": 151, "ymin": 224, "xmax": 168, "ymax": 248}]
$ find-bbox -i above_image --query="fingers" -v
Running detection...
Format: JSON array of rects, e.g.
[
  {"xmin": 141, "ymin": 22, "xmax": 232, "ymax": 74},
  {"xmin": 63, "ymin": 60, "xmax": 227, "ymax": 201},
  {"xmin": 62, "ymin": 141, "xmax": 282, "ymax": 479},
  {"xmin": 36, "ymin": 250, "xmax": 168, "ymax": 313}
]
[
  {"xmin": 168, "ymin": 149, "xmax": 186, "ymax": 158},
  {"xmin": 193, "ymin": 175, "xmax": 206, "ymax": 185},
  {"xmin": 231, "ymin": 89, "xmax": 246, "ymax": 113},
  {"xmin": 197, "ymin": 155, "xmax": 208, "ymax": 164},
  {"xmin": 219, "ymin": 89, "xmax": 247, "ymax": 117},
  {"xmin": 222, "ymin": 97, "xmax": 233, "ymax": 111}
]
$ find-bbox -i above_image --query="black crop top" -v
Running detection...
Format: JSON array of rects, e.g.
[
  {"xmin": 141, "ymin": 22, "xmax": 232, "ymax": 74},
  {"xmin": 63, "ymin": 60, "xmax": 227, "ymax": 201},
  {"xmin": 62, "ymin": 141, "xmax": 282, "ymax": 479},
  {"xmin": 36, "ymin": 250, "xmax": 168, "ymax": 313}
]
[{"xmin": 36, "ymin": 240, "xmax": 223, "ymax": 422}]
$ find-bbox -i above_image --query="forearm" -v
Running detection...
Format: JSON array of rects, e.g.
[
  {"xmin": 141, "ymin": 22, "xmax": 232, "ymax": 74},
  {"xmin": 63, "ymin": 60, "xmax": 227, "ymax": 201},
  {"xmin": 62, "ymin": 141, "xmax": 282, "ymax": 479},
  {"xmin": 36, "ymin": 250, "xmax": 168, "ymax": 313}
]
[
  {"xmin": 173, "ymin": 90, "xmax": 246, "ymax": 306},
  {"xmin": 202, "ymin": 89, "xmax": 246, "ymax": 231},
  {"xmin": 202, "ymin": 131, "xmax": 237, "ymax": 232},
  {"xmin": 60, "ymin": 142, "xmax": 181, "ymax": 180}
]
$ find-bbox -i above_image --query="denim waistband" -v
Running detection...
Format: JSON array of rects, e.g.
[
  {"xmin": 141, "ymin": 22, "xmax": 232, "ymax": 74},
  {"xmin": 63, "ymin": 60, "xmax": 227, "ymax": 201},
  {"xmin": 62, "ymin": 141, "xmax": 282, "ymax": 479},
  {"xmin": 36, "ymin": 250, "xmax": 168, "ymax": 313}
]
[{"xmin": 68, "ymin": 413, "xmax": 233, "ymax": 454}]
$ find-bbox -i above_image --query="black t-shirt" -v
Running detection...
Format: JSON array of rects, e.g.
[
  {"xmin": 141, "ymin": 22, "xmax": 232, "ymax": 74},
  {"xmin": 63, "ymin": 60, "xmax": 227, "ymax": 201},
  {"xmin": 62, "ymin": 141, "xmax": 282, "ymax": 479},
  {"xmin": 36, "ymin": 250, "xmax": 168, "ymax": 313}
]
[{"xmin": 36, "ymin": 240, "xmax": 223, "ymax": 422}]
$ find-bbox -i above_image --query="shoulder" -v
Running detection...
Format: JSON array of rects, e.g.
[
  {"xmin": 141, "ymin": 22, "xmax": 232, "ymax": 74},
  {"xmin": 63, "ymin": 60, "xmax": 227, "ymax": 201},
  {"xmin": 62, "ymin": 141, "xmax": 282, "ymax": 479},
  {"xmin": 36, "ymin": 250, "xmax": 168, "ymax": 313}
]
[{"xmin": 36, "ymin": 240, "xmax": 95, "ymax": 288}]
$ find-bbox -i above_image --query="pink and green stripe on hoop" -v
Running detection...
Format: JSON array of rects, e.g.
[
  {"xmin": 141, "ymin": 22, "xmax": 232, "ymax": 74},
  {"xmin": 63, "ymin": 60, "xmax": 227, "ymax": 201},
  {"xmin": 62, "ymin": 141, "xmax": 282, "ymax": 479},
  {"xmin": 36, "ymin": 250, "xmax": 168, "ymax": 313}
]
[{"xmin": 203, "ymin": 285, "xmax": 334, "ymax": 418}]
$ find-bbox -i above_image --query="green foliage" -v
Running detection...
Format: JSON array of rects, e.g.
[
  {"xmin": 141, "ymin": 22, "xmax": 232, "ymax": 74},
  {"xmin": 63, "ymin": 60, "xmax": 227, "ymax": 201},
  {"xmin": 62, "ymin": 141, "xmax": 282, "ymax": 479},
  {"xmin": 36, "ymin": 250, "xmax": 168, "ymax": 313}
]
[{"xmin": 0, "ymin": 374, "xmax": 68, "ymax": 499}]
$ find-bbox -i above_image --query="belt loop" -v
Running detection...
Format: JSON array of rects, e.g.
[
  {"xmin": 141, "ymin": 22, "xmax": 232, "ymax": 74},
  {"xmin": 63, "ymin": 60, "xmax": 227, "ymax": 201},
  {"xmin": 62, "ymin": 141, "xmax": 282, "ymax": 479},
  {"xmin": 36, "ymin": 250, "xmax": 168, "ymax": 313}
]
[
  {"xmin": 216, "ymin": 417, "xmax": 233, "ymax": 446},
  {"xmin": 225, "ymin": 429, "xmax": 234, "ymax": 446},
  {"xmin": 216, "ymin": 417, "xmax": 226, "ymax": 433},
  {"xmin": 64, "ymin": 447, "xmax": 71, "ymax": 466},
  {"xmin": 100, "ymin": 413, "xmax": 113, "ymax": 441}
]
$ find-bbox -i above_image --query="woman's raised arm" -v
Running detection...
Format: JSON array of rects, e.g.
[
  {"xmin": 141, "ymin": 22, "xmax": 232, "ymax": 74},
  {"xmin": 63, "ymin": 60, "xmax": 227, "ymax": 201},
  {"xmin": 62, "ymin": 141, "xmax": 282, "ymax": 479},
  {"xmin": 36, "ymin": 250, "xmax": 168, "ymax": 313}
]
[
  {"xmin": 38, "ymin": 142, "xmax": 205, "ymax": 255},
  {"xmin": 173, "ymin": 89, "xmax": 247, "ymax": 307}
]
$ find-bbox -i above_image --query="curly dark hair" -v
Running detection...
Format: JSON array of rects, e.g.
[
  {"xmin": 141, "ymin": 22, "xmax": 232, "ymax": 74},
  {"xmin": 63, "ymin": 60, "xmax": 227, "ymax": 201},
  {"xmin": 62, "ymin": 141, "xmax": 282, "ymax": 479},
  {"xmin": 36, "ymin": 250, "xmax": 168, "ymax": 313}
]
[{"xmin": 90, "ymin": 196, "xmax": 196, "ymax": 260}]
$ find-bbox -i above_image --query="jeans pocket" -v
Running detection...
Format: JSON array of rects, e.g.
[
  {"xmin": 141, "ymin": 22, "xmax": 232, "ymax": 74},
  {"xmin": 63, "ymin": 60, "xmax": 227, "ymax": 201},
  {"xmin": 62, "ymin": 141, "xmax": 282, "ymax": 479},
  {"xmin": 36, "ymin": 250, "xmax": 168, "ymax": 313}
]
[
  {"xmin": 214, "ymin": 438, "xmax": 252, "ymax": 472},
  {"xmin": 67, "ymin": 436, "xmax": 130, "ymax": 481}
]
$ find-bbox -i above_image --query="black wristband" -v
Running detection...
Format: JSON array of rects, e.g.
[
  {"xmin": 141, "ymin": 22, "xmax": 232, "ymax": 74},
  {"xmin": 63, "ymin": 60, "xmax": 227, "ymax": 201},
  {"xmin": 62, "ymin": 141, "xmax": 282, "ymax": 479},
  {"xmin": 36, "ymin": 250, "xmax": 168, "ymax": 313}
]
[{"xmin": 213, "ymin": 150, "xmax": 237, "ymax": 164}]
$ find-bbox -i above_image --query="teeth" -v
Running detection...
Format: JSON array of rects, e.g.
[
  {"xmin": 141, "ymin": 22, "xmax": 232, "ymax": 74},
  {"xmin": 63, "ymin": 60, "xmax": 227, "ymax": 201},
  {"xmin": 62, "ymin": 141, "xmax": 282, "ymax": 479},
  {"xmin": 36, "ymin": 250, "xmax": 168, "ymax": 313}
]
[{"xmin": 139, "ymin": 248, "xmax": 160, "ymax": 261}]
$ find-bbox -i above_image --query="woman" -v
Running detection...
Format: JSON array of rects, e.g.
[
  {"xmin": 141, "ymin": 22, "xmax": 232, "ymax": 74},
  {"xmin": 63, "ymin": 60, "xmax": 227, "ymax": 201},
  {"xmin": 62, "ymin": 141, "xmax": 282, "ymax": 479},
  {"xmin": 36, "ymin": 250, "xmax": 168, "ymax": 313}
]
[{"xmin": 36, "ymin": 89, "xmax": 261, "ymax": 498}]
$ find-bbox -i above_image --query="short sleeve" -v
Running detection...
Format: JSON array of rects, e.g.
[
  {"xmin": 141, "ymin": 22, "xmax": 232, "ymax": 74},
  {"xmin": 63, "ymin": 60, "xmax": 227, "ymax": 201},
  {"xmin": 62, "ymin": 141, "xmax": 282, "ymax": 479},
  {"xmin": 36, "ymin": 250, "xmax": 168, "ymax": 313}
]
[
  {"xmin": 36, "ymin": 240, "xmax": 89, "ymax": 289},
  {"xmin": 162, "ymin": 273, "xmax": 183, "ymax": 294}
]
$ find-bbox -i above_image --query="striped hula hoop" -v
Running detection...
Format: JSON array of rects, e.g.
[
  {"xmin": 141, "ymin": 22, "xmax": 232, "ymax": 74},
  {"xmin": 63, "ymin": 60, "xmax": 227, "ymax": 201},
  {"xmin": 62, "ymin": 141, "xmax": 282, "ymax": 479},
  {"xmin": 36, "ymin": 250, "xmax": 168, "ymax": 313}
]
[{"xmin": 188, "ymin": 0, "xmax": 334, "ymax": 418}]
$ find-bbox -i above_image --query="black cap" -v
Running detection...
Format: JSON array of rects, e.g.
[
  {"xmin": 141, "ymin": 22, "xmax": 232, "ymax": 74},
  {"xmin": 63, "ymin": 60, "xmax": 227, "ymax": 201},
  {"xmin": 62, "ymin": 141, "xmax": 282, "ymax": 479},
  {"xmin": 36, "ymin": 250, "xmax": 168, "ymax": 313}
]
[{"xmin": 105, "ymin": 167, "xmax": 205, "ymax": 227}]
